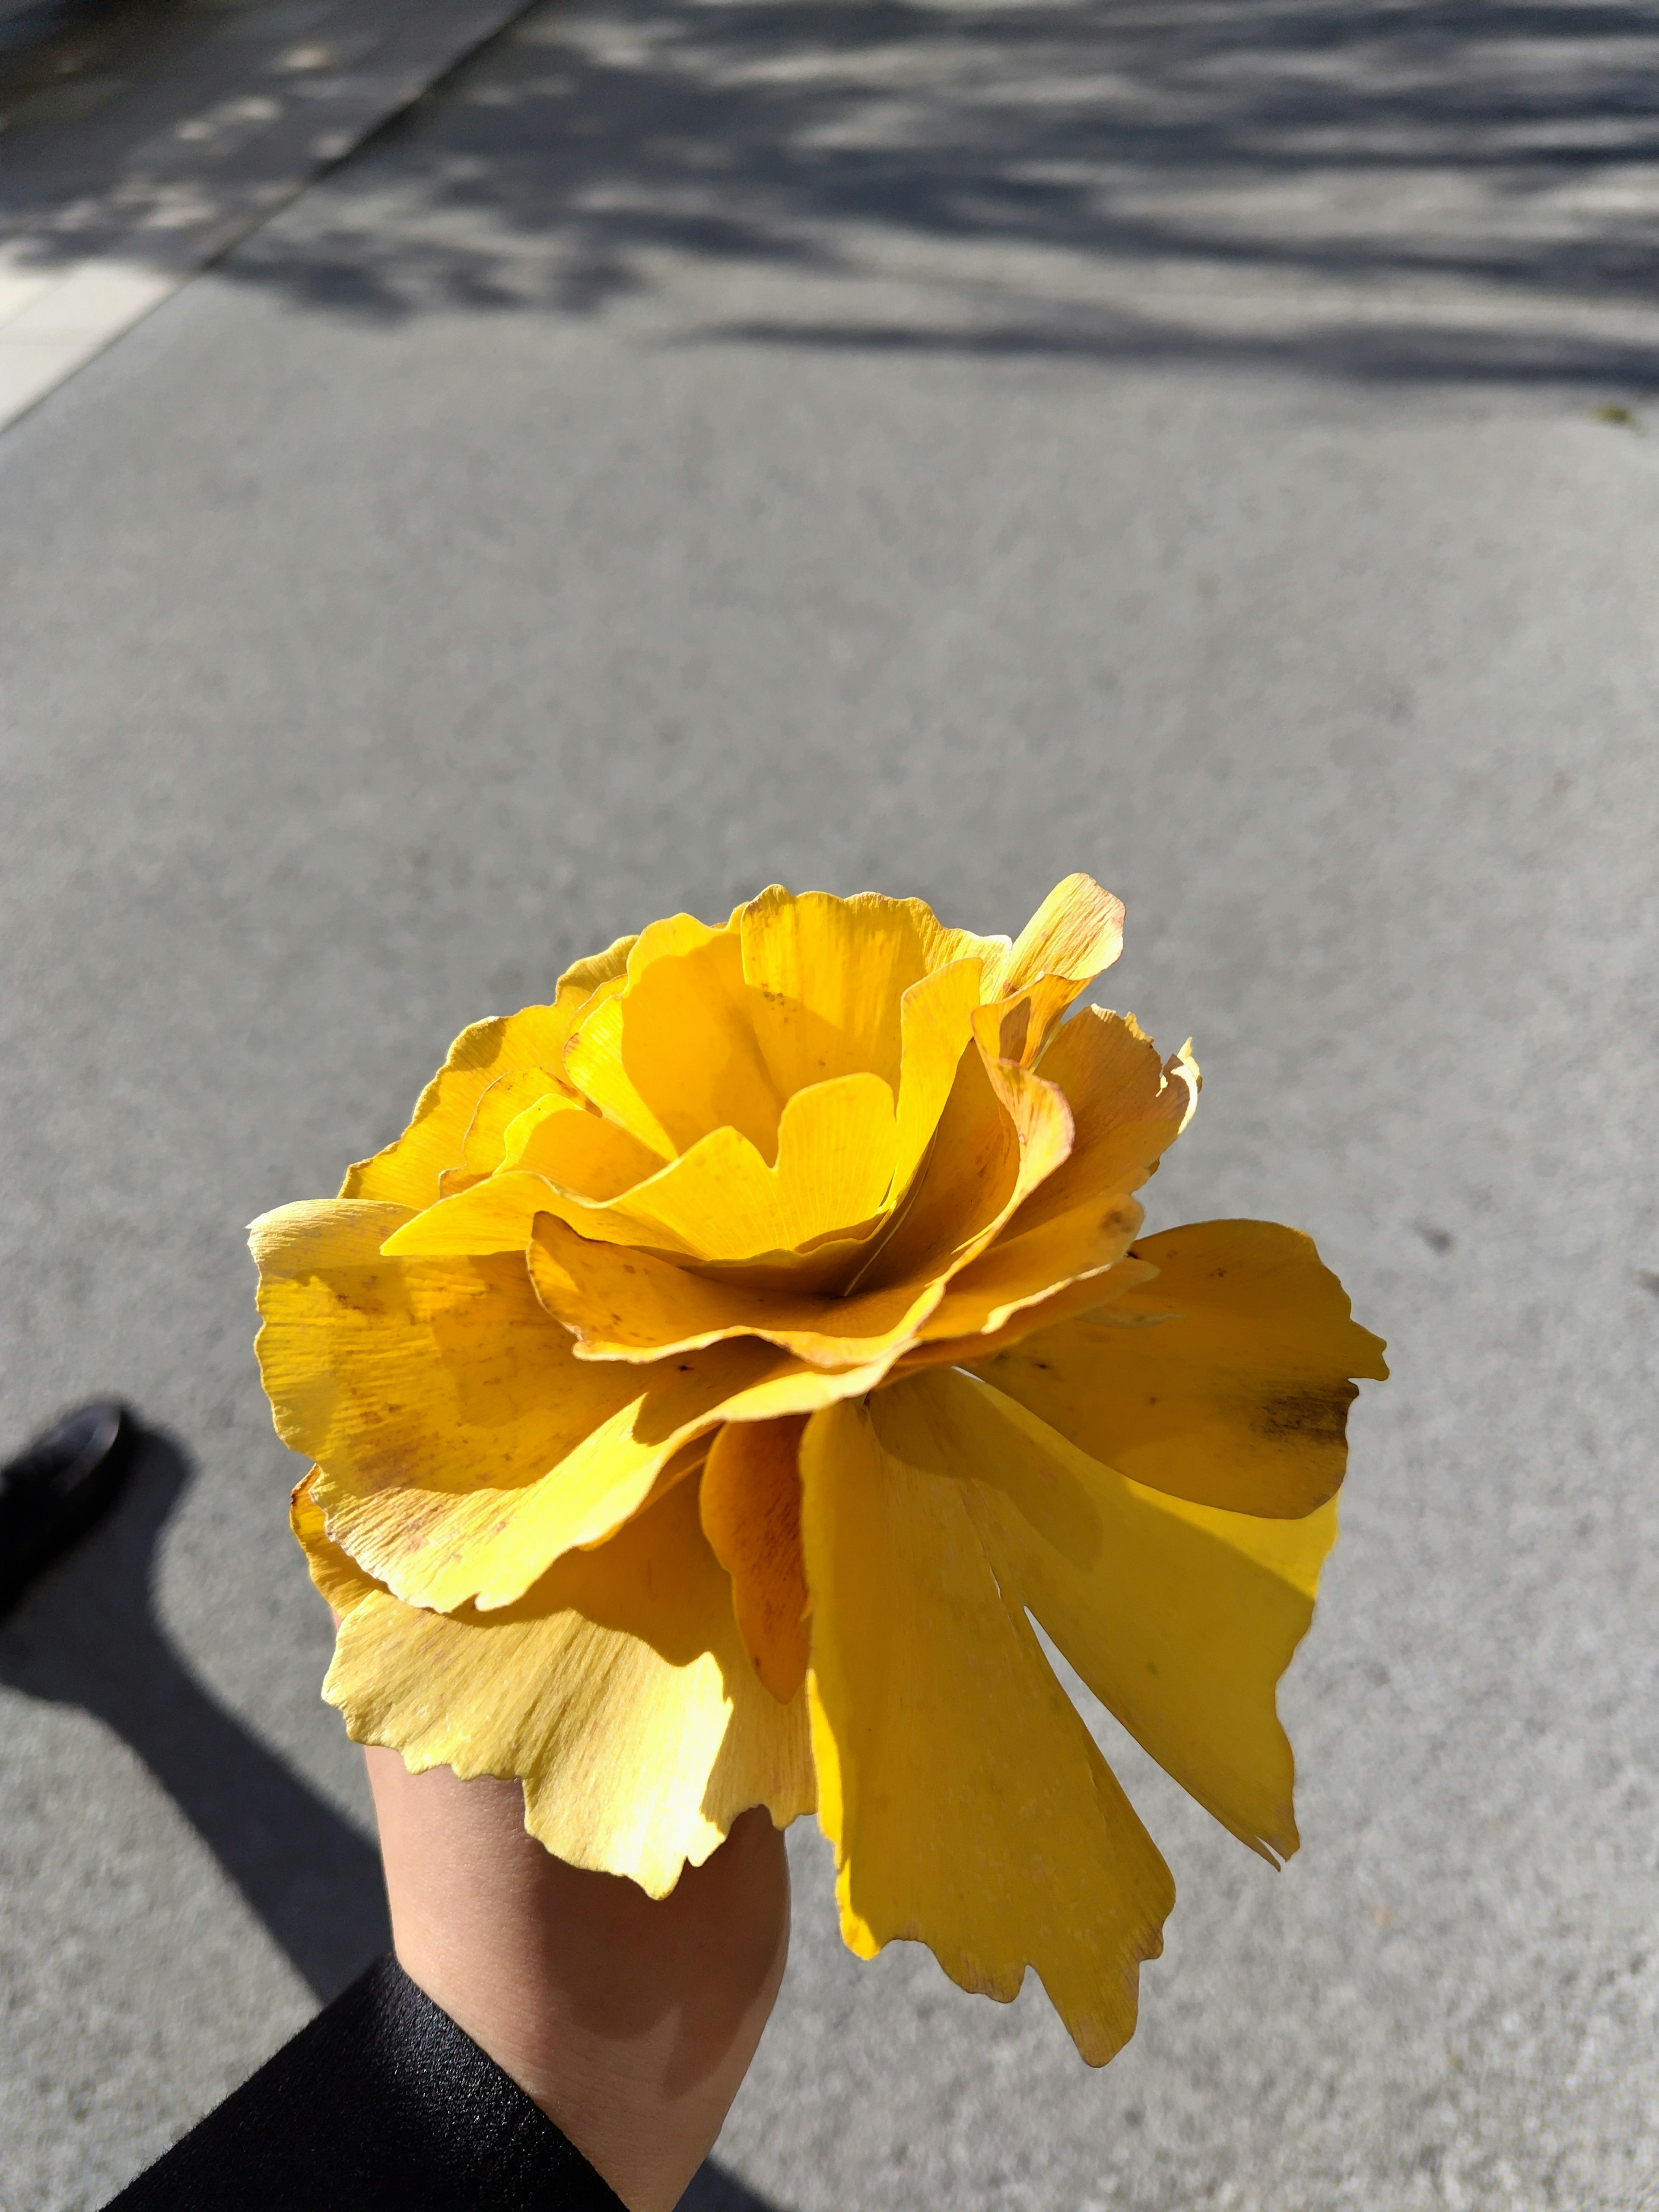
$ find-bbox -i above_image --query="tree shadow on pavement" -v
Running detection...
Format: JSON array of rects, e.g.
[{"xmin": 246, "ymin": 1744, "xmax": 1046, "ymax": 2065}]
[
  {"xmin": 217, "ymin": 0, "xmax": 1659, "ymax": 388},
  {"xmin": 3, "ymin": 0, "xmax": 1656, "ymax": 384}
]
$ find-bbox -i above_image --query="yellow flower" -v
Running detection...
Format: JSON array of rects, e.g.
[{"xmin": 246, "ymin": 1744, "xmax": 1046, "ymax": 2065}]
[{"xmin": 252, "ymin": 875, "xmax": 1386, "ymax": 2066}]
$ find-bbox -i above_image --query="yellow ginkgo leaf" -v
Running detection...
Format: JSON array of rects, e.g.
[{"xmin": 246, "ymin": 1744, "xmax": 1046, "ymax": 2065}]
[{"xmin": 294, "ymin": 1473, "xmax": 814, "ymax": 1895}]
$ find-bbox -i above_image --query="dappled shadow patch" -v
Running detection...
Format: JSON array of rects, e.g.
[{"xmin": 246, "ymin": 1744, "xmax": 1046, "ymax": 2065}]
[
  {"xmin": 213, "ymin": 0, "xmax": 1659, "ymax": 387},
  {"xmin": 5, "ymin": 0, "xmax": 1658, "ymax": 383}
]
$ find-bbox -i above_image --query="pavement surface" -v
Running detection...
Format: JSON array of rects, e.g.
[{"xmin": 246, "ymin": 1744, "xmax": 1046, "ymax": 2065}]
[
  {"xmin": 2, "ymin": 2, "xmax": 1658, "ymax": 2208},
  {"xmin": 0, "ymin": 0, "xmax": 532, "ymax": 429}
]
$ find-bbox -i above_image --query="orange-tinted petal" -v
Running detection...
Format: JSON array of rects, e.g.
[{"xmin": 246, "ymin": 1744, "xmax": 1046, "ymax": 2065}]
[
  {"xmin": 915, "ymin": 1192, "xmax": 1145, "ymax": 1344},
  {"xmin": 864, "ymin": 1038, "xmax": 1073, "ymax": 1290},
  {"xmin": 887, "ymin": 959, "xmax": 987, "ymax": 1204},
  {"xmin": 288, "ymin": 1471, "xmax": 371, "ymax": 1620},
  {"xmin": 970, "ymin": 975, "xmax": 1084, "ymax": 1071},
  {"xmin": 1011, "ymin": 1012, "xmax": 1197, "ymax": 1236},
  {"xmin": 700, "ymin": 1416, "xmax": 811, "ymax": 1703},
  {"xmin": 527, "ymin": 1213, "xmax": 944, "ymax": 1369}
]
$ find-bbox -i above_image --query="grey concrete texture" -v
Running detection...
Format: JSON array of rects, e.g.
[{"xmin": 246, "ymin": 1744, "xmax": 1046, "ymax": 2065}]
[
  {"xmin": 0, "ymin": 0, "xmax": 531, "ymax": 274},
  {"xmin": 1, "ymin": 0, "xmax": 1656, "ymax": 2206}
]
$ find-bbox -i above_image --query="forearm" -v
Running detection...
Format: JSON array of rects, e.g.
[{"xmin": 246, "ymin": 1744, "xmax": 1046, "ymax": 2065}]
[
  {"xmin": 108, "ymin": 1754, "xmax": 789, "ymax": 2212},
  {"xmin": 367, "ymin": 1752, "xmax": 790, "ymax": 2212}
]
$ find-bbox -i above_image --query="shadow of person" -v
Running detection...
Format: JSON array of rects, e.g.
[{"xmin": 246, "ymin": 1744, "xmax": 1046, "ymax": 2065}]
[
  {"xmin": 677, "ymin": 2164, "xmax": 784, "ymax": 2211},
  {"xmin": 0, "ymin": 1422, "xmax": 391, "ymax": 2002},
  {"xmin": 0, "ymin": 1422, "xmax": 788, "ymax": 2209}
]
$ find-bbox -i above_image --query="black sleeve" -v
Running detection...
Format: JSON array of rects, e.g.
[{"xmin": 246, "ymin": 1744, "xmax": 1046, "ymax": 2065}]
[{"xmin": 106, "ymin": 1954, "xmax": 628, "ymax": 2211}]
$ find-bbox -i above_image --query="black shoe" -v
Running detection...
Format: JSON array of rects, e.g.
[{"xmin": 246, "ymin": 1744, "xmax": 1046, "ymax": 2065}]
[{"xmin": 0, "ymin": 1400, "xmax": 141, "ymax": 1621}]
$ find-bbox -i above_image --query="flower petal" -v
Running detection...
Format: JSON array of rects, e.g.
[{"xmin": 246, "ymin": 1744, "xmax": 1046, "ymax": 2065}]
[
  {"xmin": 341, "ymin": 936, "xmax": 635, "ymax": 1207},
  {"xmin": 379, "ymin": 1170, "xmax": 575, "ymax": 1260},
  {"xmin": 449, "ymin": 1018, "xmax": 1072, "ymax": 1314},
  {"xmin": 294, "ymin": 1475, "xmax": 814, "ymax": 1897},
  {"xmin": 570, "ymin": 1128, "xmax": 783, "ymax": 1262},
  {"xmin": 973, "ymin": 1220, "xmax": 1389, "ymax": 1518},
  {"xmin": 955, "ymin": 879, "xmax": 1130, "ymax": 1076},
  {"xmin": 762, "ymin": 1073, "xmax": 897, "ymax": 1246},
  {"xmin": 888, "ymin": 959, "xmax": 988, "ymax": 1202},
  {"xmin": 594, "ymin": 1071, "xmax": 897, "ymax": 1264},
  {"xmin": 1012, "ymin": 1012, "xmax": 1198, "ymax": 1236},
  {"xmin": 392, "ymin": 1075, "xmax": 897, "ymax": 1275},
  {"xmin": 952, "ymin": 1380, "xmax": 1339, "ymax": 1864},
  {"xmin": 287, "ymin": 1471, "xmax": 372, "ymax": 1621},
  {"xmin": 252, "ymin": 1198, "xmax": 655, "ymax": 1609},
  {"xmin": 897, "ymin": 1010, "xmax": 1190, "ymax": 1347},
  {"xmin": 866, "ymin": 1367, "xmax": 1103, "ymax": 1567},
  {"xmin": 563, "ymin": 915, "xmax": 785, "ymax": 1161},
  {"xmin": 442, "ymin": 1067, "xmax": 576, "ymax": 1195},
  {"xmin": 559, "ymin": 935, "xmax": 644, "ymax": 1001},
  {"xmin": 971, "ymin": 975, "xmax": 1087, "ymax": 1071},
  {"xmin": 915, "ymin": 1192, "xmax": 1145, "ymax": 1344},
  {"xmin": 256, "ymin": 1196, "xmax": 879, "ymax": 1612},
  {"xmin": 891, "ymin": 1256, "xmax": 1161, "ymax": 1376},
  {"xmin": 340, "ymin": 1009, "xmax": 572, "ymax": 1208},
  {"xmin": 987, "ymin": 872, "xmax": 1125, "ymax": 1000},
  {"xmin": 866, "ymin": 1037, "xmax": 1074, "ymax": 1290},
  {"xmin": 500, "ymin": 1093, "xmax": 669, "ymax": 1199},
  {"xmin": 736, "ymin": 886, "xmax": 998, "ymax": 1100},
  {"xmin": 528, "ymin": 1213, "xmax": 944, "ymax": 1370},
  {"xmin": 700, "ymin": 1415, "xmax": 810, "ymax": 1703},
  {"xmin": 801, "ymin": 1394, "xmax": 1175, "ymax": 2067}
]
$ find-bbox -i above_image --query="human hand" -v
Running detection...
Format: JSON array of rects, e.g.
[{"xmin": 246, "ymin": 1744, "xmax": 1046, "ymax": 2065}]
[{"xmin": 365, "ymin": 1747, "xmax": 791, "ymax": 2212}]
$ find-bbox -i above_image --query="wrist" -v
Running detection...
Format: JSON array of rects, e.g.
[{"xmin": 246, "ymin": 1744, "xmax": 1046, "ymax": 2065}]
[{"xmin": 365, "ymin": 1750, "xmax": 789, "ymax": 2212}]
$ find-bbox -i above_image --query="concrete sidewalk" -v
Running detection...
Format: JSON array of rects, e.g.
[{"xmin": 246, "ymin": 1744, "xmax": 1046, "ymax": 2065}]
[
  {"xmin": 1, "ymin": 3, "xmax": 1656, "ymax": 2207},
  {"xmin": 0, "ymin": 0, "xmax": 534, "ymax": 428}
]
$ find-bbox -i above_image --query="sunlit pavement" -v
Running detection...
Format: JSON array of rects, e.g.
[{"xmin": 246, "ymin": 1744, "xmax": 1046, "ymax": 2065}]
[{"xmin": 1, "ymin": 4, "xmax": 1657, "ymax": 2206}]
